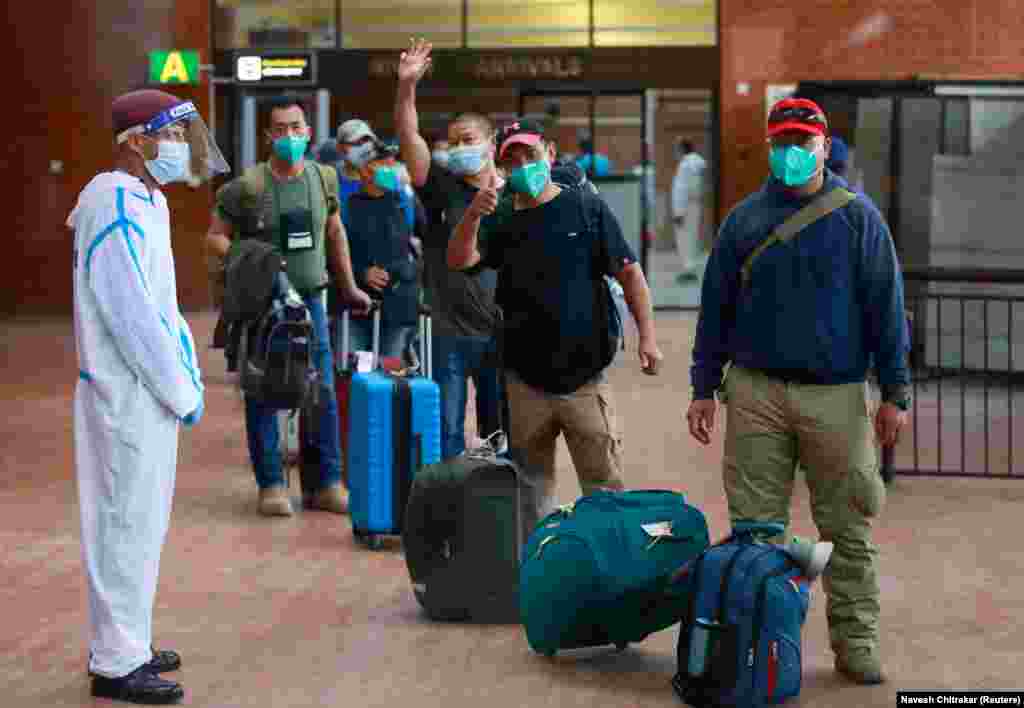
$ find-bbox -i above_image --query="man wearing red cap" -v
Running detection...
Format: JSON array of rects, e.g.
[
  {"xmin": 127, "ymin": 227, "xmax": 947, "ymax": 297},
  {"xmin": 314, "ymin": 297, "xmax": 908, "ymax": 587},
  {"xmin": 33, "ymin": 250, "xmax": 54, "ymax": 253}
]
[
  {"xmin": 686, "ymin": 97, "xmax": 911, "ymax": 684},
  {"xmin": 447, "ymin": 118, "xmax": 663, "ymax": 513},
  {"xmin": 67, "ymin": 89, "xmax": 229, "ymax": 703}
]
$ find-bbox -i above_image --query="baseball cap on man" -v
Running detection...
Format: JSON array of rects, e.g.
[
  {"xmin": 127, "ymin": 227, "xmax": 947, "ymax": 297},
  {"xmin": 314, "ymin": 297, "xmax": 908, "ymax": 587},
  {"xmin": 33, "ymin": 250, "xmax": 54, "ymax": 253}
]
[
  {"xmin": 497, "ymin": 119, "xmax": 546, "ymax": 159},
  {"xmin": 767, "ymin": 98, "xmax": 828, "ymax": 138},
  {"xmin": 337, "ymin": 119, "xmax": 378, "ymax": 145}
]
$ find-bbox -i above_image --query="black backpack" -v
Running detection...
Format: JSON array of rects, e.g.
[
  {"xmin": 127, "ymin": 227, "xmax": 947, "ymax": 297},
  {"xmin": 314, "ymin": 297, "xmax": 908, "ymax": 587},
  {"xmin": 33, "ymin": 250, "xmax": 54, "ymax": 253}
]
[{"xmin": 238, "ymin": 271, "xmax": 320, "ymax": 411}]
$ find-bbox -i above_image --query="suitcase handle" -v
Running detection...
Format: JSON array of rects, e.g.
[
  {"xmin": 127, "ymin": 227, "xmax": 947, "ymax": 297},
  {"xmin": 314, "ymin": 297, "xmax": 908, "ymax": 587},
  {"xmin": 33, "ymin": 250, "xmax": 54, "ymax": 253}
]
[
  {"xmin": 337, "ymin": 300, "xmax": 382, "ymax": 372},
  {"xmin": 417, "ymin": 307, "xmax": 432, "ymax": 380}
]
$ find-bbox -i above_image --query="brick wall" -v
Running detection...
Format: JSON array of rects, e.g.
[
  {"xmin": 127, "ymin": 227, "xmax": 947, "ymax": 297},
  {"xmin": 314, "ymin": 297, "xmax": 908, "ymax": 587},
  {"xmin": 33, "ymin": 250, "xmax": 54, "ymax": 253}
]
[
  {"xmin": 3, "ymin": 0, "xmax": 213, "ymax": 316},
  {"xmin": 718, "ymin": 0, "xmax": 1024, "ymax": 220}
]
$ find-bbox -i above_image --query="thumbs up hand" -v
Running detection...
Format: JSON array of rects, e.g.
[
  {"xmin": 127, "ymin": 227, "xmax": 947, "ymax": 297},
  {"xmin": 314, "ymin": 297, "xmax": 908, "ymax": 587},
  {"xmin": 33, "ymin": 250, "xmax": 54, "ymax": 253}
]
[{"xmin": 468, "ymin": 170, "xmax": 500, "ymax": 218}]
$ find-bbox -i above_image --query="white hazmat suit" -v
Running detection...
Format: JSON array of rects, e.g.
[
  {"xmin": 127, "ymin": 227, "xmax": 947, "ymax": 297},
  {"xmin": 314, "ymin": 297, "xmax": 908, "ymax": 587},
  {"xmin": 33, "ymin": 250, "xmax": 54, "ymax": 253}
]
[
  {"xmin": 69, "ymin": 171, "xmax": 202, "ymax": 678},
  {"xmin": 671, "ymin": 151, "xmax": 708, "ymax": 277}
]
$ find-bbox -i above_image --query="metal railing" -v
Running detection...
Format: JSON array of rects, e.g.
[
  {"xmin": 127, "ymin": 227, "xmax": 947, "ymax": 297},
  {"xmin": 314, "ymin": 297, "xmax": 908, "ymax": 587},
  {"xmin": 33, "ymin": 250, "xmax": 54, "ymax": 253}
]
[{"xmin": 882, "ymin": 267, "xmax": 1024, "ymax": 480}]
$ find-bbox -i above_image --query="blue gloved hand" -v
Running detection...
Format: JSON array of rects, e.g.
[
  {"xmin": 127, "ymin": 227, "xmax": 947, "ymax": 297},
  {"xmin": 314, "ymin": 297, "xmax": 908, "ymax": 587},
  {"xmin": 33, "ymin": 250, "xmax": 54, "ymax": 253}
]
[{"xmin": 182, "ymin": 399, "xmax": 204, "ymax": 428}]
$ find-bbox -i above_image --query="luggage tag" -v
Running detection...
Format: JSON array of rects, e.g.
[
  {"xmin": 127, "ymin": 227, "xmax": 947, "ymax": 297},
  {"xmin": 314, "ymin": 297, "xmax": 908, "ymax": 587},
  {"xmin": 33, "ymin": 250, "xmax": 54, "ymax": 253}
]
[
  {"xmin": 642, "ymin": 521, "xmax": 677, "ymax": 550},
  {"xmin": 354, "ymin": 351, "xmax": 375, "ymax": 372}
]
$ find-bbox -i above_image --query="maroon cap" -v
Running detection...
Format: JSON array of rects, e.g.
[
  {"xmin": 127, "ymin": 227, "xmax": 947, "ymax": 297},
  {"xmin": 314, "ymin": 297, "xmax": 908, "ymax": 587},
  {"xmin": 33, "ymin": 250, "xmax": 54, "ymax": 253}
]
[{"xmin": 112, "ymin": 89, "xmax": 185, "ymax": 135}]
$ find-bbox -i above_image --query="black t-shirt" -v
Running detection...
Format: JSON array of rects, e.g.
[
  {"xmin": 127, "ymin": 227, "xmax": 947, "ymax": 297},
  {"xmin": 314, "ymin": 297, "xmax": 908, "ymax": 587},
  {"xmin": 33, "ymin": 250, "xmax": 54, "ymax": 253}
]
[
  {"xmin": 483, "ymin": 188, "xmax": 637, "ymax": 394},
  {"xmin": 415, "ymin": 165, "xmax": 501, "ymax": 338},
  {"xmin": 346, "ymin": 191, "xmax": 419, "ymax": 327}
]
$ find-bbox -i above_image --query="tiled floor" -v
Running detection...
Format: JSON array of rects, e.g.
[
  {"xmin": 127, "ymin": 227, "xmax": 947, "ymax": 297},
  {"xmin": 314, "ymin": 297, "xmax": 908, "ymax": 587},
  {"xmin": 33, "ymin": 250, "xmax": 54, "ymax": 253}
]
[{"xmin": 2, "ymin": 311, "xmax": 1022, "ymax": 707}]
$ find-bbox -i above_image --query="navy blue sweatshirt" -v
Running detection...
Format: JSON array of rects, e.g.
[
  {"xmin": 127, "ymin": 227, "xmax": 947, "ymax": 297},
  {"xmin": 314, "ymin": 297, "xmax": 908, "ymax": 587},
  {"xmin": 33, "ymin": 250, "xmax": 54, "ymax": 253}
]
[
  {"xmin": 346, "ymin": 191, "xmax": 419, "ymax": 327},
  {"xmin": 691, "ymin": 172, "xmax": 910, "ymax": 399}
]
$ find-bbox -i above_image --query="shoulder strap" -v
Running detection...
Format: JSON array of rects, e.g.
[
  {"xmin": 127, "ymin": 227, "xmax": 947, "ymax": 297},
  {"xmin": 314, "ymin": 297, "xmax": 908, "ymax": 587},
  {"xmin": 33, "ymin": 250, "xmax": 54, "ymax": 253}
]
[
  {"xmin": 740, "ymin": 187, "xmax": 856, "ymax": 288},
  {"xmin": 578, "ymin": 189, "xmax": 604, "ymax": 278},
  {"xmin": 312, "ymin": 161, "xmax": 335, "ymax": 204},
  {"xmin": 239, "ymin": 164, "xmax": 267, "ymax": 202}
]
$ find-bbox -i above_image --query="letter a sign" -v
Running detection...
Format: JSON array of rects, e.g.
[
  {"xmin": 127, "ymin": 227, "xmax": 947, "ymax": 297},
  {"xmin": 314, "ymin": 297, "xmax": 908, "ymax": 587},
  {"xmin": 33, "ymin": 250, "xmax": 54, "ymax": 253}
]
[{"xmin": 149, "ymin": 50, "xmax": 200, "ymax": 85}]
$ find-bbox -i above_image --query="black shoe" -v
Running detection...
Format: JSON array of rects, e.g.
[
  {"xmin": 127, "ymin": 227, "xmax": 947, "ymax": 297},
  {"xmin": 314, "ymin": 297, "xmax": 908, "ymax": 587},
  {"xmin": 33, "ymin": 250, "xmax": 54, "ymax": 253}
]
[
  {"xmin": 90, "ymin": 665, "xmax": 184, "ymax": 705},
  {"xmin": 88, "ymin": 647, "xmax": 181, "ymax": 677}
]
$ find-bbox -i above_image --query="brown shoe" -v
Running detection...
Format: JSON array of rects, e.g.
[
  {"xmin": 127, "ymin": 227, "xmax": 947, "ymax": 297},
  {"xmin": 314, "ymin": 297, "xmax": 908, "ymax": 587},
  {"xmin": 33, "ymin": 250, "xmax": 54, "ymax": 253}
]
[
  {"xmin": 835, "ymin": 647, "xmax": 886, "ymax": 685},
  {"xmin": 258, "ymin": 486, "xmax": 294, "ymax": 517},
  {"xmin": 307, "ymin": 484, "xmax": 348, "ymax": 514}
]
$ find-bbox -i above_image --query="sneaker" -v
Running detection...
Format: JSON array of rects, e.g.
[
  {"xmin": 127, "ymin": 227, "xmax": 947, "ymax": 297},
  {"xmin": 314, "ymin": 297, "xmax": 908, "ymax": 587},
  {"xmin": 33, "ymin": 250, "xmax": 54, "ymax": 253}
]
[
  {"xmin": 307, "ymin": 484, "xmax": 348, "ymax": 514},
  {"xmin": 835, "ymin": 647, "xmax": 886, "ymax": 685},
  {"xmin": 258, "ymin": 486, "xmax": 294, "ymax": 517}
]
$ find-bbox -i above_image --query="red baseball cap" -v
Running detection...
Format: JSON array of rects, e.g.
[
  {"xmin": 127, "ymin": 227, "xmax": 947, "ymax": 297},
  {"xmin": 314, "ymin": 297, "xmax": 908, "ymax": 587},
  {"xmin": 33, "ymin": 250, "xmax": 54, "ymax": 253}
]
[
  {"xmin": 497, "ymin": 119, "xmax": 546, "ymax": 159},
  {"xmin": 767, "ymin": 98, "xmax": 828, "ymax": 138}
]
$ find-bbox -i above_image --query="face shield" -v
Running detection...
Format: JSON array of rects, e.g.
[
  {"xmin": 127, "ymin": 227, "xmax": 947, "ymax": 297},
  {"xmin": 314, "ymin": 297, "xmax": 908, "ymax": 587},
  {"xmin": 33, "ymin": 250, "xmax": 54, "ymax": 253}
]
[{"xmin": 116, "ymin": 100, "xmax": 230, "ymax": 183}]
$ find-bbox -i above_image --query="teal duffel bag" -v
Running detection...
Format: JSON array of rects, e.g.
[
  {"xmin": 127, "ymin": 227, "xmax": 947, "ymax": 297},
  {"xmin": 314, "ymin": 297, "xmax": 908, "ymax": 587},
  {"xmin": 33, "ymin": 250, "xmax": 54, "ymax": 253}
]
[{"xmin": 519, "ymin": 489, "xmax": 710, "ymax": 656}]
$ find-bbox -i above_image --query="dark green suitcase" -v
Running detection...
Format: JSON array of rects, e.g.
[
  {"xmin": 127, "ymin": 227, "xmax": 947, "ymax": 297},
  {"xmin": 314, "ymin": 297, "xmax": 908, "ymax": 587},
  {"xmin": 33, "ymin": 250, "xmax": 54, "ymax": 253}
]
[{"xmin": 519, "ymin": 490, "xmax": 710, "ymax": 656}]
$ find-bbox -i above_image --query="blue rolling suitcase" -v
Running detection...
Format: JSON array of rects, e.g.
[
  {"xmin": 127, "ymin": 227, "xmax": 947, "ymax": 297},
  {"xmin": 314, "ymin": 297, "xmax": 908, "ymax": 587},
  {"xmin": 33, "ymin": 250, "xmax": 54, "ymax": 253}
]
[{"xmin": 343, "ymin": 304, "xmax": 441, "ymax": 549}]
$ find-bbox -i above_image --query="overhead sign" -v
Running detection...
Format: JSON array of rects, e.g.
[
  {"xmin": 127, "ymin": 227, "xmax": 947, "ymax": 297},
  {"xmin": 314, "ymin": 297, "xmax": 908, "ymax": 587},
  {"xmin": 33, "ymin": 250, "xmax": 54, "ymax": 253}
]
[
  {"xmin": 235, "ymin": 53, "xmax": 316, "ymax": 85},
  {"xmin": 149, "ymin": 50, "xmax": 200, "ymax": 85},
  {"xmin": 367, "ymin": 52, "xmax": 586, "ymax": 83},
  {"xmin": 472, "ymin": 54, "xmax": 584, "ymax": 81}
]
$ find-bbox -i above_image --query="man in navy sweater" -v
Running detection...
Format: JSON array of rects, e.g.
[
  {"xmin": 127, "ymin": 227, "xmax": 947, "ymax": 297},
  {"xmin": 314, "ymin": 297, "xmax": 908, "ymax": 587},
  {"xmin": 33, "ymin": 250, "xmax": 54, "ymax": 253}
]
[
  {"xmin": 687, "ymin": 98, "xmax": 910, "ymax": 685},
  {"xmin": 344, "ymin": 141, "xmax": 421, "ymax": 360}
]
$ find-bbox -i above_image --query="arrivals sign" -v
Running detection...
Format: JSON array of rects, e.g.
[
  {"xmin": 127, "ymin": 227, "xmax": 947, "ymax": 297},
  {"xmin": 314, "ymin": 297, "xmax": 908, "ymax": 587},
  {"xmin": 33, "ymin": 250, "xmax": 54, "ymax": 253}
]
[
  {"xmin": 367, "ymin": 52, "xmax": 585, "ymax": 82},
  {"xmin": 149, "ymin": 50, "xmax": 200, "ymax": 85},
  {"xmin": 235, "ymin": 53, "xmax": 316, "ymax": 85}
]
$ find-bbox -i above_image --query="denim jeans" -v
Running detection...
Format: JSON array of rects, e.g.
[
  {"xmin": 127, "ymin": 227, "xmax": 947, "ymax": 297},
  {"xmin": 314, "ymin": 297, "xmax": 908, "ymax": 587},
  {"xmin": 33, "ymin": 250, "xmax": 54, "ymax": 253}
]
[
  {"xmin": 433, "ymin": 334, "xmax": 502, "ymax": 458},
  {"xmin": 245, "ymin": 292, "xmax": 341, "ymax": 490}
]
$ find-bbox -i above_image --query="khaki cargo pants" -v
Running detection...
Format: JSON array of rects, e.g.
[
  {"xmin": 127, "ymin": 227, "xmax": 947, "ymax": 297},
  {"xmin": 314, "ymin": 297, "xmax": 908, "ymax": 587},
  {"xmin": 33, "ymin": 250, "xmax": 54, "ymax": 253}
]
[
  {"xmin": 505, "ymin": 371, "xmax": 625, "ymax": 513},
  {"xmin": 720, "ymin": 366, "xmax": 886, "ymax": 656}
]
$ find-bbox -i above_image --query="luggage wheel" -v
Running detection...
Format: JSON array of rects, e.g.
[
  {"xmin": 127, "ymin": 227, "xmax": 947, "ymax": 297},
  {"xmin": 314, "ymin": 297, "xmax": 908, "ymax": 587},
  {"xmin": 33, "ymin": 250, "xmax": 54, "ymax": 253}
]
[{"xmin": 355, "ymin": 530, "xmax": 385, "ymax": 550}]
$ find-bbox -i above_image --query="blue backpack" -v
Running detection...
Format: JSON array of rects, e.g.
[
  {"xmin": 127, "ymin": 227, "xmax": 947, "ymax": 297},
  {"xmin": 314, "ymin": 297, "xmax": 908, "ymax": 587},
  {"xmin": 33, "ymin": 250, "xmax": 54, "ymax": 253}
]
[{"xmin": 672, "ymin": 522, "xmax": 811, "ymax": 707}]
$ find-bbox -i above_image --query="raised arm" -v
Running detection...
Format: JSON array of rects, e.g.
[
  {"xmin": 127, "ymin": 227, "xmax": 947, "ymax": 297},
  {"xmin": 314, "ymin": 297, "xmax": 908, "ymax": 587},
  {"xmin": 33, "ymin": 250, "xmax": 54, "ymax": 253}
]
[{"xmin": 395, "ymin": 39, "xmax": 434, "ymax": 188}]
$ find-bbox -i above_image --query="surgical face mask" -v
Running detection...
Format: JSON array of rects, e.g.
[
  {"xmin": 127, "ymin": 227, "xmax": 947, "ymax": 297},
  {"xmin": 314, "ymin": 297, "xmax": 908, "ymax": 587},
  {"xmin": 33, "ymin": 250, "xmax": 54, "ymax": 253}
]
[
  {"xmin": 769, "ymin": 143, "xmax": 820, "ymax": 187},
  {"xmin": 447, "ymin": 145, "xmax": 488, "ymax": 176},
  {"xmin": 372, "ymin": 166, "xmax": 400, "ymax": 192},
  {"xmin": 345, "ymin": 142, "xmax": 374, "ymax": 169},
  {"xmin": 394, "ymin": 163, "xmax": 410, "ymax": 185},
  {"xmin": 273, "ymin": 135, "xmax": 309, "ymax": 165},
  {"xmin": 432, "ymin": 149, "xmax": 449, "ymax": 168},
  {"xmin": 507, "ymin": 160, "xmax": 550, "ymax": 199},
  {"xmin": 145, "ymin": 140, "xmax": 191, "ymax": 186}
]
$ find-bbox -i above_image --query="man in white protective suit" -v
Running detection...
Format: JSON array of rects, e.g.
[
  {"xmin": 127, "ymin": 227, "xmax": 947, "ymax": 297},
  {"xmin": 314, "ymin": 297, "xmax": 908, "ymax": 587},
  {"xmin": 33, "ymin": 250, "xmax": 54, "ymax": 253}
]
[
  {"xmin": 68, "ymin": 88, "xmax": 229, "ymax": 705},
  {"xmin": 671, "ymin": 139, "xmax": 708, "ymax": 283}
]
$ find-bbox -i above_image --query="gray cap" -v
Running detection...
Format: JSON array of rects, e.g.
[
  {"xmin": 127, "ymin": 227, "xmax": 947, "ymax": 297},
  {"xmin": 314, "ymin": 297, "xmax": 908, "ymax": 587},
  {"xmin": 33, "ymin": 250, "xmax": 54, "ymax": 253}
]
[{"xmin": 337, "ymin": 119, "xmax": 378, "ymax": 145}]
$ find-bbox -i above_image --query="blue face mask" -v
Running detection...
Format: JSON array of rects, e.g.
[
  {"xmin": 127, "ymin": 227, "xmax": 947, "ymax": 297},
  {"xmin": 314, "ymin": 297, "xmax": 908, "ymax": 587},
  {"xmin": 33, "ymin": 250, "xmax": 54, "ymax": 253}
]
[
  {"xmin": 272, "ymin": 135, "xmax": 309, "ymax": 165},
  {"xmin": 447, "ymin": 145, "xmax": 488, "ymax": 176},
  {"xmin": 508, "ymin": 160, "xmax": 550, "ymax": 199},
  {"xmin": 345, "ymin": 141, "xmax": 374, "ymax": 169},
  {"xmin": 145, "ymin": 140, "xmax": 191, "ymax": 186},
  {"xmin": 769, "ymin": 144, "xmax": 820, "ymax": 187},
  {"xmin": 372, "ymin": 166, "xmax": 400, "ymax": 192}
]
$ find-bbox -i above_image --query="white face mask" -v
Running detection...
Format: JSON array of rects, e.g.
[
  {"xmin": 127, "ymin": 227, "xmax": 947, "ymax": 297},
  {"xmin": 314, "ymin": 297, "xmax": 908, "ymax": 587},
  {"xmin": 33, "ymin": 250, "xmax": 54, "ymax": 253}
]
[
  {"xmin": 431, "ymin": 149, "xmax": 449, "ymax": 168},
  {"xmin": 145, "ymin": 141, "xmax": 191, "ymax": 185}
]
